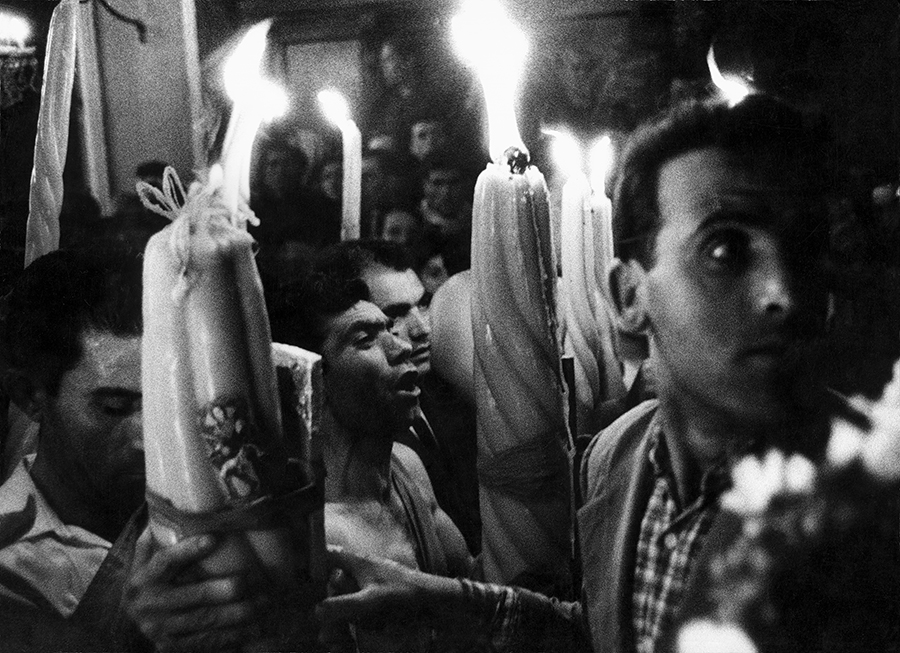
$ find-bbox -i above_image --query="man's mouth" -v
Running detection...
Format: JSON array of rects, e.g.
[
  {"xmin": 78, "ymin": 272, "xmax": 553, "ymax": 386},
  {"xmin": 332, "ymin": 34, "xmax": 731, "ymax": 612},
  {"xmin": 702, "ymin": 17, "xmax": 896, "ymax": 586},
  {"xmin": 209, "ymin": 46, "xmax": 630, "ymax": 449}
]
[
  {"xmin": 395, "ymin": 369, "xmax": 421, "ymax": 397},
  {"xmin": 410, "ymin": 346, "xmax": 431, "ymax": 363}
]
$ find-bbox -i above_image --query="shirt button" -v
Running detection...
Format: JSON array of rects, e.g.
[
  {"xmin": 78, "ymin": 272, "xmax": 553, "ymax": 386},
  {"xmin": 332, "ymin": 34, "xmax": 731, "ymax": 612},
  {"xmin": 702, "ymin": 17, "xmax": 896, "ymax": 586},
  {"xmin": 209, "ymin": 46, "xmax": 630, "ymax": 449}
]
[{"xmin": 664, "ymin": 533, "xmax": 678, "ymax": 549}]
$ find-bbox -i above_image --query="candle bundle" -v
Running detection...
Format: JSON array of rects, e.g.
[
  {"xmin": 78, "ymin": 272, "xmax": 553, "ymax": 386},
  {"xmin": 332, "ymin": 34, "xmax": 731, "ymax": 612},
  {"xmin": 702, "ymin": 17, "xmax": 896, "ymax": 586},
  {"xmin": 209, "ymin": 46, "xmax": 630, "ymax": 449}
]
[
  {"xmin": 471, "ymin": 153, "xmax": 571, "ymax": 587},
  {"xmin": 558, "ymin": 137, "xmax": 625, "ymax": 434},
  {"xmin": 455, "ymin": 0, "xmax": 571, "ymax": 590},
  {"xmin": 141, "ymin": 168, "xmax": 320, "ymax": 594}
]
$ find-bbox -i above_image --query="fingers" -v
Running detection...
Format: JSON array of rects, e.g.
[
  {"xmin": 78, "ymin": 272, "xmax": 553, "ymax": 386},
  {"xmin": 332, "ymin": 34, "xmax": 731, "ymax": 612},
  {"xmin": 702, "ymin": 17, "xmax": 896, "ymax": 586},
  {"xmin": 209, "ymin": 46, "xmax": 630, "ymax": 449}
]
[
  {"xmin": 316, "ymin": 587, "xmax": 377, "ymax": 624},
  {"xmin": 151, "ymin": 576, "xmax": 248, "ymax": 611},
  {"xmin": 151, "ymin": 599, "xmax": 260, "ymax": 637},
  {"xmin": 139, "ymin": 532, "xmax": 219, "ymax": 585}
]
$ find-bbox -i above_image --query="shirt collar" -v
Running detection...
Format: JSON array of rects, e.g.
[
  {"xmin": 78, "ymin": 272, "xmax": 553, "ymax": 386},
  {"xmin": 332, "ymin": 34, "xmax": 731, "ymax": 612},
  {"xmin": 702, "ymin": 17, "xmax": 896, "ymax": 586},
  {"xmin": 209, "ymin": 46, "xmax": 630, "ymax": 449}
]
[{"xmin": 647, "ymin": 425, "xmax": 730, "ymax": 505}]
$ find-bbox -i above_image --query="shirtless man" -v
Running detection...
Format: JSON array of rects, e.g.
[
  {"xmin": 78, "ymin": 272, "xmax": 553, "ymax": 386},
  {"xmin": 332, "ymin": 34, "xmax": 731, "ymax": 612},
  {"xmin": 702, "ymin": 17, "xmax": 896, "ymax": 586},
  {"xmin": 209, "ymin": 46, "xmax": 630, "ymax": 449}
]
[{"xmin": 267, "ymin": 251, "xmax": 474, "ymax": 650}]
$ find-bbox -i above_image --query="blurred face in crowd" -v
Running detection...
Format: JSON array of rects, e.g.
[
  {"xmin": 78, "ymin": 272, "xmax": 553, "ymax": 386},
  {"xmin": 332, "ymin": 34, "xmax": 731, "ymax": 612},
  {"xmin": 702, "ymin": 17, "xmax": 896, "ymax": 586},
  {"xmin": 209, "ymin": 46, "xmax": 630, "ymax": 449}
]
[
  {"xmin": 423, "ymin": 168, "xmax": 464, "ymax": 218},
  {"xmin": 625, "ymin": 146, "xmax": 829, "ymax": 425},
  {"xmin": 409, "ymin": 120, "xmax": 448, "ymax": 162},
  {"xmin": 362, "ymin": 264, "xmax": 432, "ymax": 376},
  {"xmin": 379, "ymin": 42, "xmax": 410, "ymax": 89},
  {"xmin": 38, "ymin": 329, "xmax": 144, "ymax": 523},
  {"xmin": 321, "ymin": 301, "xmax": 419, "ymax": 437},
  {"xmin": 419, "ymin": 254, "xmax": 449, "ymax": 297},
  {"xmin": 259, "ymin": 148, "xmax": 303, "ymax": 199},
  {"xmin": 380, "ymin": 209, "xmax": 422, "ymax": 249},
  {"xmin": 320, "ymin": 161, "xmax": 342, "ymax": 201},
  {"xmin": 559, "ymin": 46, "xmax": 600, "ymax": 110}
]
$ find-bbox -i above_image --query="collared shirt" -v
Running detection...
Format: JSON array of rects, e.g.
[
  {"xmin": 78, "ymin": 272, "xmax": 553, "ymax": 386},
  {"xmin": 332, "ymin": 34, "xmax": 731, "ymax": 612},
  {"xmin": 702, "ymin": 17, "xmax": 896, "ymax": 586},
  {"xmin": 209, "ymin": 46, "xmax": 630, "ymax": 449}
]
[
  {"xmin": 0, "ymin": 455, "xmax": 111, "ymax": 616},
  {"xmin": 631, "ymin": 428, "xmax": 728, "ymax": 653}
]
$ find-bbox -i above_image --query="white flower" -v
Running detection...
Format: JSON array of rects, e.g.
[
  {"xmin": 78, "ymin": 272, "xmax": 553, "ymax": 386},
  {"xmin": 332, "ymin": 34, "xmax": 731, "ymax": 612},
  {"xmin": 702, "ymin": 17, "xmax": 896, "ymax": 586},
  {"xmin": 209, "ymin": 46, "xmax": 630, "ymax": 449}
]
[
  {"xmin": 829, "ymin": 360, "xmax": 900, "ymax": 481},
  {"xmin": 677, "ymin": 619, "xmax": 758, "ymax": 653},
  {"xmin": 826, "ymin": 417, "xmax": 866, "ymax": 468},
  {"xmin": 722, "ymin": 450, "xmax": 816, "ymax": 517}
]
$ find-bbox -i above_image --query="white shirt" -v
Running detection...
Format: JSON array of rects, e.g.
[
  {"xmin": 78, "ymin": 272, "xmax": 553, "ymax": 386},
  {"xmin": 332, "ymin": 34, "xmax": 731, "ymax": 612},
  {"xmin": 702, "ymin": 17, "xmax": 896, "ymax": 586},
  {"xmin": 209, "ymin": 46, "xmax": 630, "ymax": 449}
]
[{"xmin": 0, "ymin": 455, "xmax": 110, "ymax": 616}]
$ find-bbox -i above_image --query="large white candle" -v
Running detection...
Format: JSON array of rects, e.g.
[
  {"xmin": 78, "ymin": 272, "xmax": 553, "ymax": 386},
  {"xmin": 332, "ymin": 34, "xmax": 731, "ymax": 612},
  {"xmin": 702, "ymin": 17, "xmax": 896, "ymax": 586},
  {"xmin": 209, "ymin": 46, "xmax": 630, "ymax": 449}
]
[
  {"xmin": 318, "ymin": 89, "xmax": 362, "ymax": 240},
  {"xmin": 453, "ymin": 0, "xmax": 570, "ymax": 589},
  {"xmin": 24, "ymin": 0, "xmax": 78, "ymax": 267}
]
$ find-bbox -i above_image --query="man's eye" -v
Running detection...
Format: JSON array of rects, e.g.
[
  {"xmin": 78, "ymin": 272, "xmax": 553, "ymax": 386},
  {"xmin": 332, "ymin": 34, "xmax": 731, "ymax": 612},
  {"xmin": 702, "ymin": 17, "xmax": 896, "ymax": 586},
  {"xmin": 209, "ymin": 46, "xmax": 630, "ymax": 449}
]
[
  {"xmin": 702, "ymin": 229, "xmax": 750, "ymax": 270},
  {"xmin": 99, "ymin": 397, "xmax": 141, "ymax": 417}
]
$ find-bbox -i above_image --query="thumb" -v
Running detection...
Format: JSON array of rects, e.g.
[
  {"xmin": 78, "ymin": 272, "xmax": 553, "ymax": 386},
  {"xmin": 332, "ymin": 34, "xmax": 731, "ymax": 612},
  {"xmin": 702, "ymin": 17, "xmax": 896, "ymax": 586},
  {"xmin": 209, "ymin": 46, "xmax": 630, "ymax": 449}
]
[{"xmin": 316, "ymin": 586, "xmax": 379, "ymax": 624}]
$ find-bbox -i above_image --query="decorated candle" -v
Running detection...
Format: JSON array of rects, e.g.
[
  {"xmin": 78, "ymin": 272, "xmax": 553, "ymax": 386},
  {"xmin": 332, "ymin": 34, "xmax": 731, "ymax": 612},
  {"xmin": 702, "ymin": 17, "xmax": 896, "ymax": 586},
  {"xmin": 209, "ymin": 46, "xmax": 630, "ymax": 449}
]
[
  {"xmin": 24, "ymin": 0, "xmax": 78, "ymax": 267},
  {"xmin": 318, "ymin": 89, "xmax": 362, "ymax": 240},
  {"xmin": 141, "ymin": 21, "xmax": 321, "ymax": 606},
  {"xmin": 453, "ymin": 0, "xmax": 571, "ymax": 589}
]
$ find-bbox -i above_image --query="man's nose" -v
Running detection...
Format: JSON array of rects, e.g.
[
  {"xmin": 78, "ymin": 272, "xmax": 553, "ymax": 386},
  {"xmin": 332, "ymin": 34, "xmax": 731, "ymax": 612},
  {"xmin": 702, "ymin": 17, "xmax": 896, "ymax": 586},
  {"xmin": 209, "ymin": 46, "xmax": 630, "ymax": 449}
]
[
  {"xmin": 754, "ymin": 255, "xmax": 798, "ymax": 319},
  {"xmin": 386, "ymin": 331, "xmax": 413, "ymax": 364},
  {"xmin": 409, "ymin": 307, "xmax": 431, "ymax": 339}
]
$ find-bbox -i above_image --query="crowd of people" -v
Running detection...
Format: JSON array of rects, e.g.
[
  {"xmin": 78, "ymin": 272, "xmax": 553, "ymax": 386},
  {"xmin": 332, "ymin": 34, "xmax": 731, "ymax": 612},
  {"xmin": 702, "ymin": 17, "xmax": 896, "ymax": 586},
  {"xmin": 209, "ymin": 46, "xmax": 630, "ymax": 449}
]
[{"xmin": 0, "ymin": 84, "xmax": 899, "ymax": 653}]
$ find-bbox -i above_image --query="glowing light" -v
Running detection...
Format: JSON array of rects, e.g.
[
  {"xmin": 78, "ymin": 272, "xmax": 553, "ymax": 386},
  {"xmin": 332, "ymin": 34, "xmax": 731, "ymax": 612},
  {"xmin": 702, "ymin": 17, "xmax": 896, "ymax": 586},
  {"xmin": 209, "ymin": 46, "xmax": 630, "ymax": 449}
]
[
  {"xmin": 223, "ymin": 20, "xmax": 287, "ymax": 121},
  {"xmin": 589, "ymin": 135, "xmax": 614, "ymax": 197},
  {"xmin": 317, "ymin": 89, "xmax": 351, "ymax": 126},
  {"xmin": 707, "ymin": 45, "xmax": 751, "ymax": 107},
  {"xmin": 544, "ymin": 129, "xmax": 582, "ymax": 179},
  {"xmin": 452, "ymin": 0, "xmax": 528, "ymax": 161},
  {"xmin": 0, "ymin": 11, "xmax": 30, "ymax": 48}
]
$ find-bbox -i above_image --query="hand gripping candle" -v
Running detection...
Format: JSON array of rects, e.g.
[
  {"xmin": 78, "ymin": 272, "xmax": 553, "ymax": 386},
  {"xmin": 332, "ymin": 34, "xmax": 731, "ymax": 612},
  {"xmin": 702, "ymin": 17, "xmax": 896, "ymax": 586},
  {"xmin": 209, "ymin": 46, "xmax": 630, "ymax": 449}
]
[
  {"xmin": 141, "ymin": 168, "xmax": 322, "ymax": 594},
  {"xmin": 453, "ymin": 0, "xmax": 571, "ymax": 590}
]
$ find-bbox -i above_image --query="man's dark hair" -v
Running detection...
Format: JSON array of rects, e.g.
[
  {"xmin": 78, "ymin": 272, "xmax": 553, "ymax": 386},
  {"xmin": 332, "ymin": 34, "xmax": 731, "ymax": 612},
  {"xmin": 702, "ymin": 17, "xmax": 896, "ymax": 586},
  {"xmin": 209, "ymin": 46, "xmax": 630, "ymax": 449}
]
[
  {"xmin": 267, "ymin": 244, "xmax": 379, "ymax": 354},
  {"xmin": 613, "ymin": 93, "xmax": 835, "ymax": 267},
  {"xmin": 0, "ymin": 247, "xmax": 143, "ymax": 395}
]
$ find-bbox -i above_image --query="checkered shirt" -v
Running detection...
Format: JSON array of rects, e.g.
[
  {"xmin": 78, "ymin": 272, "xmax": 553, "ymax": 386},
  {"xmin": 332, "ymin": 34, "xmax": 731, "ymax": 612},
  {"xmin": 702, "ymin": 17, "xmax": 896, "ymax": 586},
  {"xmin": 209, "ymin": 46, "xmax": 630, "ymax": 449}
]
[{"xmin": 631, "ymin": 429, "xmax": 728, "ymax": 653}]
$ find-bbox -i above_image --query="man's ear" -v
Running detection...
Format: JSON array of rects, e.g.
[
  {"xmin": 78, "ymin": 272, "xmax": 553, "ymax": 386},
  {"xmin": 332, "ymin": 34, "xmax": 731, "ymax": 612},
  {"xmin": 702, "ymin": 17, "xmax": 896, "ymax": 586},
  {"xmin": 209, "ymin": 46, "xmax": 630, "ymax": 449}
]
[
  {"xmin": 607, "ymin": 258, "xmax": 649, "ymax": 336},
  {"xmin": 3, "ymin": 372, "xmax": 48, "ymax": 422}
]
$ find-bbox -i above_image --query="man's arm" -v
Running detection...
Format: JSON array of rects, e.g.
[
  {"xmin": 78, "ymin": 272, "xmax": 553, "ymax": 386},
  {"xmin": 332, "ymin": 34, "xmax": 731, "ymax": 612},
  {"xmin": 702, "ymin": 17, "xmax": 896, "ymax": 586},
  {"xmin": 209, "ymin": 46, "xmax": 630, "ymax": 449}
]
[
  {"xmin": 320, "ymin": 545, "xmax": 591, "ymax": 652},
  {"xmin": 392, "ymin": 442, "xmax": 475, "ymax": 578}
]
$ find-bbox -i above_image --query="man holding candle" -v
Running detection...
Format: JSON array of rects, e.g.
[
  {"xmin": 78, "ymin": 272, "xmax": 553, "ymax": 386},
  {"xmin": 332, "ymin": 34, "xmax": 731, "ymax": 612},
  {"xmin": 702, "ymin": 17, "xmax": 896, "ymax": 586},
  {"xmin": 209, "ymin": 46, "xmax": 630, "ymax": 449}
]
[
  {"xmin": 315, "ymin": 94, "xmax": 860, "ymax": 652},
  {"xmin": 0, "ymin": 249, "xmax": 148, "ymax": 650},
  {"xmin": 0, "ymin": 248, "xmax": 276, "ymax": 652}
]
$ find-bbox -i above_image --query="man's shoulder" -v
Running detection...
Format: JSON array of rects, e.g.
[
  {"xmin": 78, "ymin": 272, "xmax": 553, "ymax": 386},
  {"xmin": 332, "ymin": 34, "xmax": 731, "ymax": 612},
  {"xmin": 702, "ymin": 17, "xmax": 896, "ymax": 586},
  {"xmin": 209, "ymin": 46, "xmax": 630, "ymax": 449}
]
[{"xmin": 580, "ymin": 399, "xmax": 659, "ymax": 500}]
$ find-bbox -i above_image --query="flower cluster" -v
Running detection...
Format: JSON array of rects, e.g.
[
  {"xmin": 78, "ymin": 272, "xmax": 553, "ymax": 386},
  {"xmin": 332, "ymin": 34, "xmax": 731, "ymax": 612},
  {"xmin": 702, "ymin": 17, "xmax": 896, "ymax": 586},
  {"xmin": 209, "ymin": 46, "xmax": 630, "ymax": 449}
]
[{"xmin": 678, "ymin": 360, "xmax": 900, "ymax": 653}]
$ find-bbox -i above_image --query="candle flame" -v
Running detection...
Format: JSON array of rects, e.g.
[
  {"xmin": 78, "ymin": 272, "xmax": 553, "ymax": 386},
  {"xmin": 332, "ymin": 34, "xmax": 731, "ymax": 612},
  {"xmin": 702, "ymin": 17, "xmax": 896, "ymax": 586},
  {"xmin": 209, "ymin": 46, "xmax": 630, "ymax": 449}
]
[
  {"xmin": 452, "ymin": 0, "xmax": 528, "ymax": 162},
  {"xmin": 317, "ymin": 89, "xmax": 352, "ymax": 127},
  {"xmin": 0, "ymin": 11, "xmax": 30, "ymax": 47},
  {"xmin": 223, "ymin": 20, "xmax": 287, "ymax": 121},
  {"xmin": 543, "ymin": 129, "xmax": 582, "ymax": 179},
  {"xmin": 589, "ymin": 135, "xmax": 614, "ymax": 196},
  {"xmin": 707, "ymin": 45, "xmax": 752, "ymax": 107}
]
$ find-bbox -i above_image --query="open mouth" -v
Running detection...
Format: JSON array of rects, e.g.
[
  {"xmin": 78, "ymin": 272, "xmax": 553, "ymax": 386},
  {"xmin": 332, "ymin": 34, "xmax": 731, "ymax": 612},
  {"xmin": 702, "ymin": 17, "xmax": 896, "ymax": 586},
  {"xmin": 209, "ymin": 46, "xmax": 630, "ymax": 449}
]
[{"xmin": 395, "ymin": 369, "xmax": 420, "ymax": 396}]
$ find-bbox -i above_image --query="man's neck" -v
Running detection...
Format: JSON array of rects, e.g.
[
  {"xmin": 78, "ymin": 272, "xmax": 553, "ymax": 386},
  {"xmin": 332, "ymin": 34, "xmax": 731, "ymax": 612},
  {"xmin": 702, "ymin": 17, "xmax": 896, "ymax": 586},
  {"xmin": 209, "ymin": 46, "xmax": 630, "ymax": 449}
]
[
  {"xmin": 655, "ymin": 387, "xmax": 764, "ymax": 507},
  {"xmin": 29, "ymin": 450, "xmax": 122, "ymax": 543},
  {"xmin": 321, "ymin": 409, "xmax": 398, "ymax": 504}
]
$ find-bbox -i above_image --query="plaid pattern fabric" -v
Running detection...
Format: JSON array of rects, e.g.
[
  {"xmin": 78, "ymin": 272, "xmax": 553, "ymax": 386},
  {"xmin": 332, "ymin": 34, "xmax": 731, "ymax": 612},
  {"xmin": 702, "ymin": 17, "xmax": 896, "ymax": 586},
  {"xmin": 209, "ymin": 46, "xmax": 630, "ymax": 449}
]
[{"xmin": 631, "ymin": 430, "xmax": 727, "ymax": 653}]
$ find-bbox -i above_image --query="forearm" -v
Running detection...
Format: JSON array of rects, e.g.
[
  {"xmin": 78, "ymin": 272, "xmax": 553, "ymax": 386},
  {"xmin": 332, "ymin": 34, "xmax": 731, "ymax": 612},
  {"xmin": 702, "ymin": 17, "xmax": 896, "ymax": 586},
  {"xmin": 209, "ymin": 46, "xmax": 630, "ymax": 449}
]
[{"xmin": 426, "ymin": 577, "xmax": 588, "ymax": 653}]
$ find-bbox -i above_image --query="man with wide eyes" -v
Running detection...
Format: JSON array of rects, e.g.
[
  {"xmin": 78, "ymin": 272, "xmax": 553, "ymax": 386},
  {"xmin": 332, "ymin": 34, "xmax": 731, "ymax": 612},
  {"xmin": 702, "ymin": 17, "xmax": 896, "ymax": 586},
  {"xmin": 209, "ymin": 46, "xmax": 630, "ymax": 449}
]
[{"xmin": 314, "ymin": 94, "xmax": 857, "ymax": 653}]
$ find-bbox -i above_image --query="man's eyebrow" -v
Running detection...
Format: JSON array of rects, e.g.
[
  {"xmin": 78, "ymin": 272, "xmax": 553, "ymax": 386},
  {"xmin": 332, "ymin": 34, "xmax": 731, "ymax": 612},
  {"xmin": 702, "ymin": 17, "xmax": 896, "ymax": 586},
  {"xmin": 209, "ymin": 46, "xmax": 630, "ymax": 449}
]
[
  {"xmin": 380, "ymin": 301, "xmax": 413, "ymax": 317},
  {"xmin": 340, "ymin": 315, "xmax": 391, "ymax": 341},
  {"xmin": 91, "ymin": 387, "xmax": 142, "ymax": 400}
]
